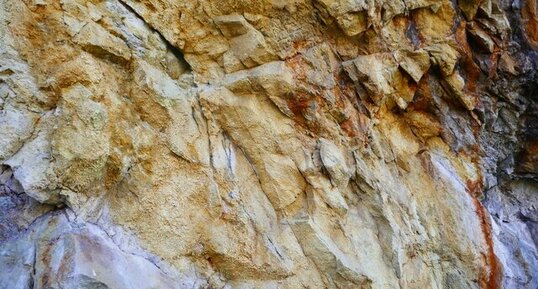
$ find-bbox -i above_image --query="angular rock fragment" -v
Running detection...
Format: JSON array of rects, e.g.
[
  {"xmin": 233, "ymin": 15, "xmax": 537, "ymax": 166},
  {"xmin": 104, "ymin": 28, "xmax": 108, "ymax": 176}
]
[
  {"xmin": 4, "ymin": 117, "xmax": 59, "ymax": 204},
  {"xmin": 200, "ymin": 87, "xmax": 306, "ymax": 210},
  {"xmin": 52, "ymin": 84, "xmax": 110, "ymax": 192},
  {"xmin": 498, "ymin": 52, "xmax": 518, "ymax": 75},
  {"xmin": 1, "ymin": 213, "xmax": 181, "ymax": 289},
  {"xmin": 133, "ymin": 60, "xmax": 208, "ymax": 164},
  {"xmin": 301, "ymin": 155, "xmax": 349, "ymax": 215},
  {"xmin": 74, "ymin": 22, "xmax": 132, "ymax": 64},
  {"xmin": 404, "ymin": 0, "xmax": 441, "ymax": 10},
  {"xmin": 0, "ymin": 106, "xmax": 37, "ymax": 161},
  {"xmin": 215, "ymin": 14, "xmax": 278, "ymax": 70},
  {"xmin": 314, "ymin": 0, "xmax": 369, "ymax": 36},
  {"xmin": 394, "ymin": 49, "xmax": 431, "ymax": 83},
  {"xmin": 343, "ymin": 53, "xmax": 398, "ymax": 104},
  {"xmin": 458, "ymin": 0, "xmax": 482, "ymax": 20},
  {"xmin": 467, "ymin": 22, "xmax": 495, "ymax": 53},
  {"xmin": 318, "ymin": 138, "xmax": 351, "ymax": 189},
  {"xmin": 223, "ymin": 61, "xmax": 295, "ymax": 117},
  {"xmin": 214, "ymin": 15, "xmax": 250, "ymax": 38},
  {"xmin": 343, "ymin": 51, "xmax": 426, "ymax": 108},
  {"xmin": 426, "ymin": 43, "xmax": 460, "ymax": 77},
  {"xmin": 289, "ymin": 217, "xmax": 372, "ymax": 288},
  {"xmin": 444, "ymin": 71, "xmax": 477, "ymax": 110},
  {"xmin": 404, "ymin": 110, "xmax": 442, "ymax": 138}
]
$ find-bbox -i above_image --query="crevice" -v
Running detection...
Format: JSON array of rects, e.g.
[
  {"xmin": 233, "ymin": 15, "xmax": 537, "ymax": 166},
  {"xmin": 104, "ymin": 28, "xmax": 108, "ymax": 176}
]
[
  {"xmin": 116, "ymin": 0, "xmax": 192, "ymax": 71},
  {"xmin": 30, "ymin": 239, "xmax": 37, "ymax": 288}
]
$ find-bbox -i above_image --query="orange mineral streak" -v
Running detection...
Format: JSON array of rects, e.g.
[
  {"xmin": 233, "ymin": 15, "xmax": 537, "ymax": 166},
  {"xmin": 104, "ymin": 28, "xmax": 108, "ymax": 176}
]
[
  {"xmin": 408, "ymin": 74, "xmax": 434, "ymax": 112},
  {"xmin": 516, "ymin": 141, "xmax": 538, "ymax": 174},
  {"xmin": 488, "ymin": 48, "xmax": 502, "ymax": 79},
  {"xmin": 335, "ymin": 71, "xmax": 369, "ymax": 140},
  {"xmin": 466, "ymin": 179, "xmax": 502, "ymax": 289},
  {"xmin": 522, "ymin": 0, "xmax": 538, "ymax": 49},
  {"xmin": 455, "ymin": 22, "xmax": 481, "ymax": 95},
  {"xmin": 285, "ymin": 51, "xmax": 370, "ymax": 140},
  {"xmin": 339, "ymin": 118, "xmax": 359, "ymax": 138}
]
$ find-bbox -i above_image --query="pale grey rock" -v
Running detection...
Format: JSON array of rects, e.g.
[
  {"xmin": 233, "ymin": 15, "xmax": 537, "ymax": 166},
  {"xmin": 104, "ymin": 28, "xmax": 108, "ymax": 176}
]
[
  {"xmin": 486, "ymin": 181, "xmax": 538, "ymax": 289},
  {"xmin": 289, "ymin": 216, "xmax": 373, "ymax": 289},
  {"xmin": 318, "ymin": 138, "xmax": 351, "ymax": 190},
  {"xmin": 0, "ymin": 211, "xmax": 187, "ymax": 289},
  {"xmin": 0, "ymin": 105, "xmax": 37, "ymax": 161},
  {"xmin": 4, "ymin": 114, "xmax": 59, "ymax": 204},
  {"xmin": 0, "ymin": 230, "xmax": 35, "ymax": 289}
]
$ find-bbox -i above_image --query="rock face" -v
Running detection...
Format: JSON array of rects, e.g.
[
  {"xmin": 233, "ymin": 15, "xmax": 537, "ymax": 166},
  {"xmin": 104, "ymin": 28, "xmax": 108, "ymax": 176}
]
[{"xmin": 0, "ymin": 0, "xmax": 536, "ymax": 288}]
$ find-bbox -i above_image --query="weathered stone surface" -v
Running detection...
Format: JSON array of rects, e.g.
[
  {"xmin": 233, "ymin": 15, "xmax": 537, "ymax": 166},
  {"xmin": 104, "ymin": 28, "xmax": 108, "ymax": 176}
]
[
  {"xmin": 215, "ymin": 14, "xmax": 279, "ymax": 71},
  {"xmin": 1, "ymin": 212, "xmax": 184, "ymax": 289},
  {"xmin": 74, "ymin": 22, "xmax": 132, "ymax": 64},
  {"xmin": 289, "ymin": 216, "xmax": 373, "ymax": 288},
  {"xmin": 522, "ymin": 0, "xmax": 538, "ymax": 49},
  {"xmin": 426, "ymin": 43, "xmax": 460, "ymax": 77},
  {"xmin": 200, "ymin": 86, "xmax": 306, "ymax": 210},
  {"xmin": 343, "ymin": 53, "xmax": 399, "ymax": 104},
  {"xmin": 394, "ymin": 49, "xmax": 431, "ymax": 83},
  {"xmin": 0, "ymin": 0, "xmax": 537, "ymax": 288},
  {"xmin": 318, "ymin": 138, "xmax": 351, "ymax": 189}
]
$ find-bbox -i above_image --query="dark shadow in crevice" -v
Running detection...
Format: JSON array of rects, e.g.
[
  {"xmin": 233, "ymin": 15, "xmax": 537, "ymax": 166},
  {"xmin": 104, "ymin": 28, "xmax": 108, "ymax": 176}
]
[{"xmin": 116, "ymin": 0, "xmax": 192, "ymax": 72}]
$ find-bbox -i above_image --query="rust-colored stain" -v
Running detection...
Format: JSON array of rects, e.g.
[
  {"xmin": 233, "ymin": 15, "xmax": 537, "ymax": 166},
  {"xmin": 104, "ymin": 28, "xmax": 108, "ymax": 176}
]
[
  {"xmin": 285, "ymin": 54, "xmax": 307, "ymax": 80},
  {"xmin": 286, "ymin": 93, "xmax": 310, "ymax": 117},
  {"xmin": 488, "ymin": 48, "xmax": 501, "ymax": 79},
  {"xmin": 410, "ymin": 10, "xmax": 429, "ymax": 45},
  {"xmin": 522, "ymin": 0, "xmax": 538, "ymax": 49},
  {"xmin": 40, "ymin": 241, "xmax": 53, "ymax": 287},
  {"xmin": 408, "ymin": 74, "xmax": 434, "ymax": 112},
  {"xmin": 466, "ymin": 179, "xmax": 502, "ymax": 289},
  {"xmin": 284, "ymin": 54, "xmax": 312, "ymax": 126},
  {"xmin": 335, "ymin": 70, "xmax": 369, "ymax": 140},
  {"xmin": 284, "ymin": 50, "xmax": 371, "ymax": 139},
  {"xmin": 455, "ymin": 22, "xmax": 481, "ymax": 96},
  {"xmin": 463, "ymin": 121, "xmax": 501, "ymax": 289},
  {"xmin": 516, "ymin": 141, "xmax": 538, "ymax": 174},
  {"xmin": 292, "ymin": 39, "xmax": 310, "ymax": 52},
  {"xmin": 339, "ymin": 118, "xmax": 359, "ymax": 138}
]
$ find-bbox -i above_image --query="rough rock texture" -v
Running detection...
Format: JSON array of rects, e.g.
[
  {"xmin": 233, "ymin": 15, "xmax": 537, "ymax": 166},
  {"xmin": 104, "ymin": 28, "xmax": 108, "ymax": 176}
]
[{"xmin": 0, "ymin": 0, "xmax": 537, "ymax": 288}]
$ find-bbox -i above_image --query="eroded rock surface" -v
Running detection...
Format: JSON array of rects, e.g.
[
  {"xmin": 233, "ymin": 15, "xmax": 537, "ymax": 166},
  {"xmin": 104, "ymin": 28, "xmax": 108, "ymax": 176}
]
[{"xmin": 0, "ymin": 0, "xmax": 536, "ymax": 288}]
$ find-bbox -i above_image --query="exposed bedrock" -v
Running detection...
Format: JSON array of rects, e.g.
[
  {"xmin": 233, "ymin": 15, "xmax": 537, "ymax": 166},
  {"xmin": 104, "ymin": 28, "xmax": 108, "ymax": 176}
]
[{"xmin": 0, "ymin": 0, "xmax": 536, "ymax": 288}]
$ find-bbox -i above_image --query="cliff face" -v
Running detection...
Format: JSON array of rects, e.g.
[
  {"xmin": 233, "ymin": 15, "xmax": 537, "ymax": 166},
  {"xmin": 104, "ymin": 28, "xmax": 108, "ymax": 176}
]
[{"xmin": 0, "ymin": 0, "xmax": 536, "ymax": 288}]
